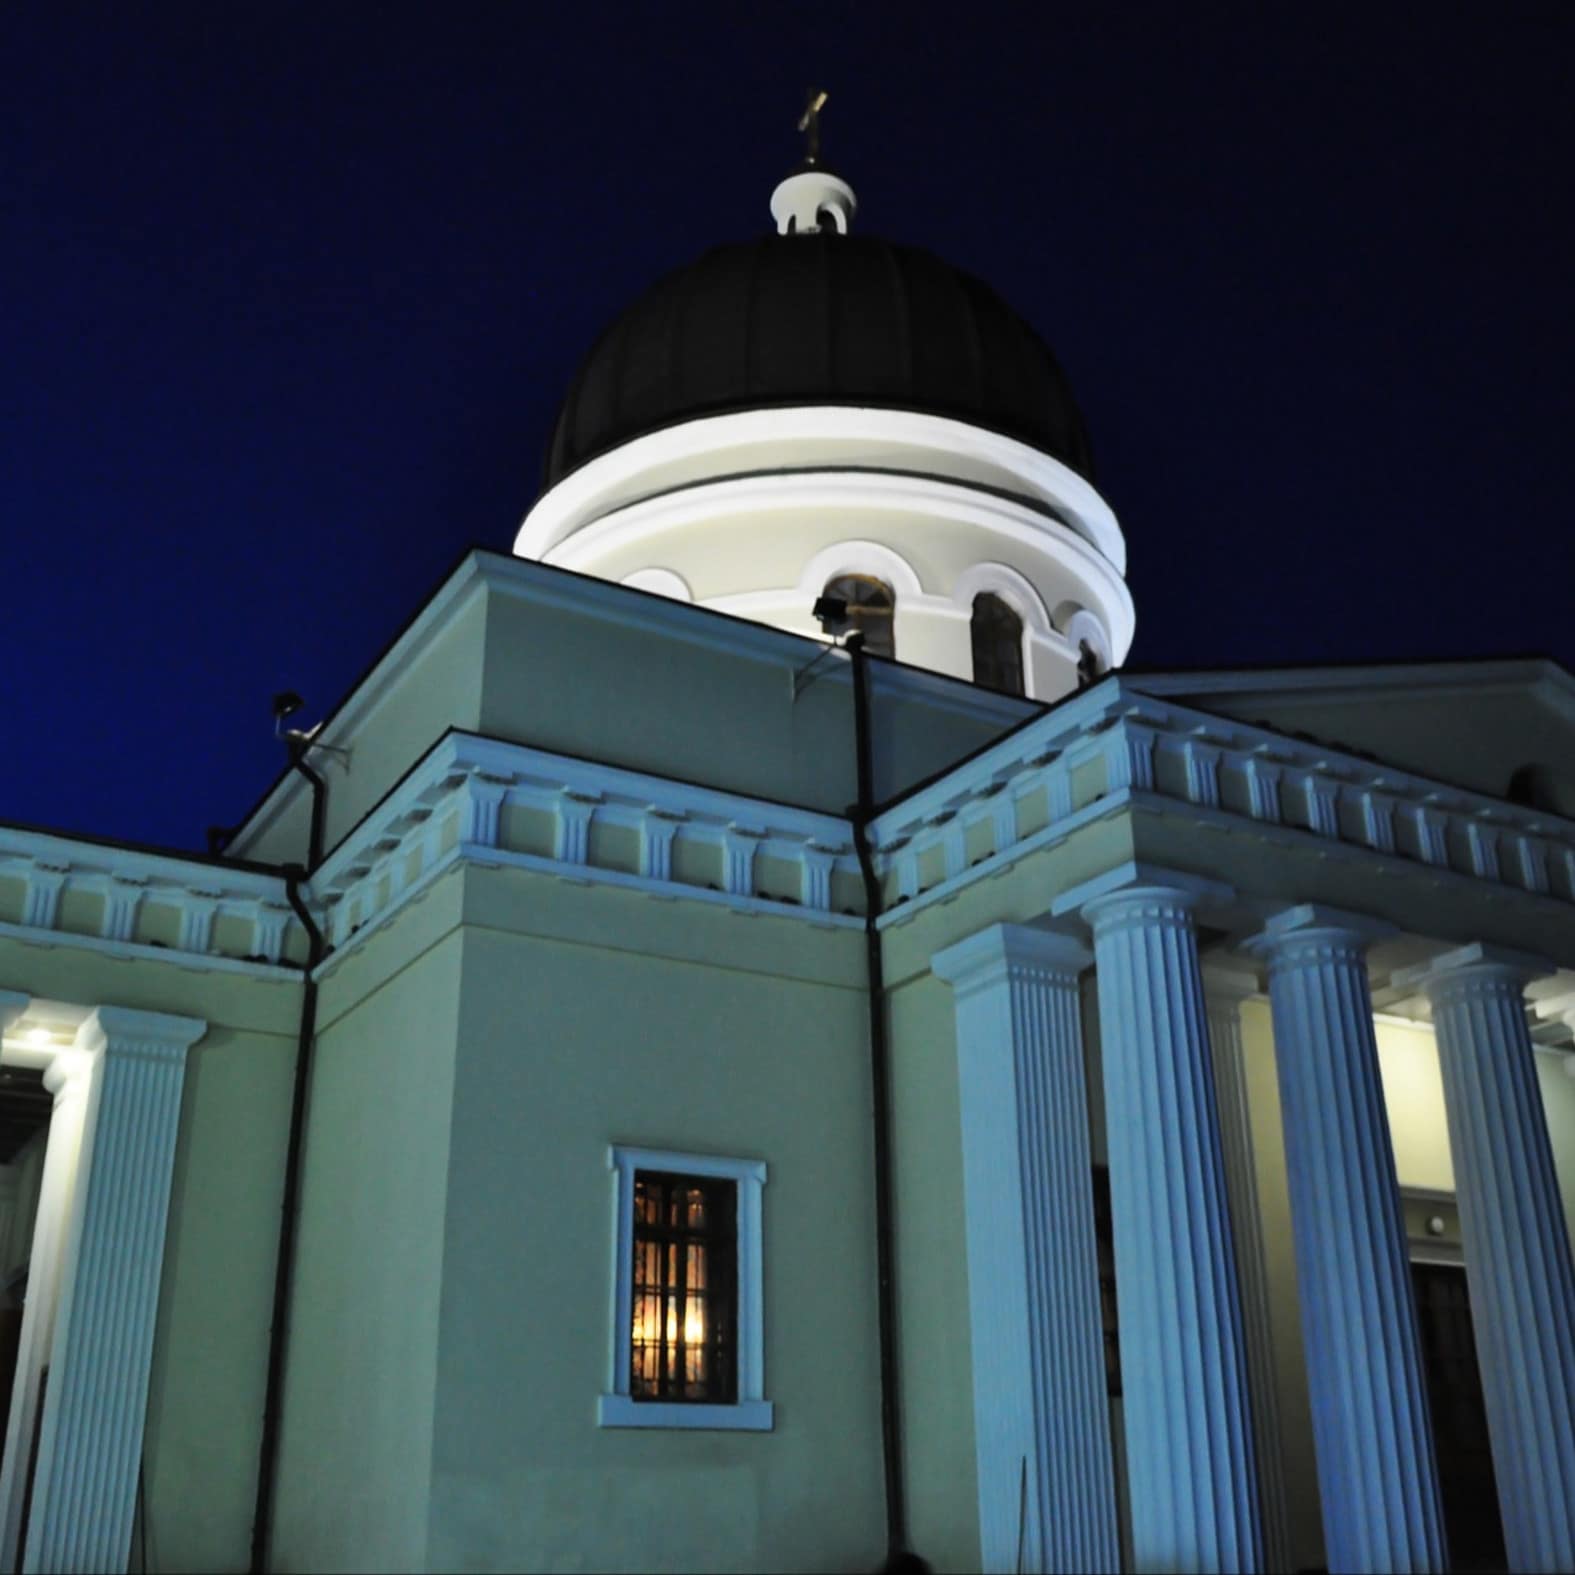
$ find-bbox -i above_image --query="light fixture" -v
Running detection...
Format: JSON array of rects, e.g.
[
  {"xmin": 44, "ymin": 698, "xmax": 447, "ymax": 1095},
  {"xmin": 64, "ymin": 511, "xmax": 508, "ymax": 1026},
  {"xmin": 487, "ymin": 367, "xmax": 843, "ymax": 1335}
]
[{"xmin": 24, "ymin": 1028, "xmax": 52, "ymax": 1048}]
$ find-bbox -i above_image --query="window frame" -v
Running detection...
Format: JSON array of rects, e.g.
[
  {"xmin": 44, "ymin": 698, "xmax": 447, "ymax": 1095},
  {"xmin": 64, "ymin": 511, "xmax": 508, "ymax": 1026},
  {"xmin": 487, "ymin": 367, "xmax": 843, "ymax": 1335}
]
[{"xmin": 598, "ymin": 1145, "xmax": 772, "ymax": 1431}]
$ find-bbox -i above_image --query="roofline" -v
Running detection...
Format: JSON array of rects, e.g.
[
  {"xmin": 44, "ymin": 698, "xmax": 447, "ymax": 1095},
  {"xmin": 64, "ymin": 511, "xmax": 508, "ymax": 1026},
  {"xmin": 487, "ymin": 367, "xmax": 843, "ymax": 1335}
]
[
  {"xmin": 222, "ymin": 545, "xmax": 1034, "ymax": 856},
  {"xmin": 0, "ymin": 813, "xmax": 284, "ymax": 879},
  {"xmin": 1121, "ymin": 652, "xmax": 1575, "ymax": 690}
]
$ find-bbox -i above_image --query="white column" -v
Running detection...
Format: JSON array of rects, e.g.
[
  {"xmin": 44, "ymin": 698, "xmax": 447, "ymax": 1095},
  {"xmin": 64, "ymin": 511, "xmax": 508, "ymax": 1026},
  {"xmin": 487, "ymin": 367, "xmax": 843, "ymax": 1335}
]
[
  {"xmin": 1077, "ymin": 878, "xmax": 1262, "ymax": 1573},
  {"xmin": 1202, "ymin": 970, "xmax": 1290, "ymax": 1573},
  {"xmin": 1247, "ymin": 907, "xmax": 1446, "ymax": 1574},
  {"xmin": 0, "ymin": 1037, "xmax": 92, "ymax": 1575},
  {"xmin": 1398, "ymin": 944, "xmax": 1575, "ymax": 1574},
  {"xmin": 933, "ymin": 924, "xmax": 1119, "ymax": 1575},
  {"xmin": 22, "ymin": 1005, "xmax": 205, "ymax": 1575}
]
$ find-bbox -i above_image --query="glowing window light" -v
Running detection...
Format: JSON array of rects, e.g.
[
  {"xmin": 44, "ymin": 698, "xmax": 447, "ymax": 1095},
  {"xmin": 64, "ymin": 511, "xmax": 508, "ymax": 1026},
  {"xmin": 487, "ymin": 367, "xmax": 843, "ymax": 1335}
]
[{"xmin": 629, "ymin": 1171, "xmax": 737, "ymax": 1403}]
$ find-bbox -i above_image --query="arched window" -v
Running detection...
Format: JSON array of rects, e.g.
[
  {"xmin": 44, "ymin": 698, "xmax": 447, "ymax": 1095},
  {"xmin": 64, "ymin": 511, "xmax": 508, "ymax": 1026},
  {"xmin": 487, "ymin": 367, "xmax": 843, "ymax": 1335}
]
[
  {"xmin": 1076, "ymin": 639, "xmax": 1103, "ymax": 689},
  {"xmin": 970, "ymin": 593, "xmax": 1025, "ymax": 695},
  {"xmin": 822, "ymin": 574, "xmax": 896, "ymax": 659}
]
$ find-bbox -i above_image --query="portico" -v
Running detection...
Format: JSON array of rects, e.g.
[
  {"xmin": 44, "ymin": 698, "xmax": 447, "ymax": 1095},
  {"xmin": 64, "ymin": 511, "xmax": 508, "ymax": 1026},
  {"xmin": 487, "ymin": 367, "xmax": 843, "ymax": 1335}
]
[{"xmin": 888, "ymin": 670, "xmax": 1575, "ymax": 1574}]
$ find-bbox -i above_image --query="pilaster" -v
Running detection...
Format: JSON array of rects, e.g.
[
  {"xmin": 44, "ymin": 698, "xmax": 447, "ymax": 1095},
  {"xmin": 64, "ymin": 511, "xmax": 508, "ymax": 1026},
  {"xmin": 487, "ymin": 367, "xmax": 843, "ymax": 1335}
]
[
  {"xmin": 1246, "ymin": 906, "xmax": 1446, "ymax": 1573},
  {"xmin": 22, "ymin": 1005, "xmax": 206, "ymax": 1575},
  {"xmin": 1066, "ymin": 866, "xmax": 1262, "ymax": 1572},
  {"xmin": 933, "ymin": 924, "xmax": 1119, "ymax": 1574},
  {"xmin": 1396, "ymin": 944, "xmax": 1575, "ymax": 1573}
]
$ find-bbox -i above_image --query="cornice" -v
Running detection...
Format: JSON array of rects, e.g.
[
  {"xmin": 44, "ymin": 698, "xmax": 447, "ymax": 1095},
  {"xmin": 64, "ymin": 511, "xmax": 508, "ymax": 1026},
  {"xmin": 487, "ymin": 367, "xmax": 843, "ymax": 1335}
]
[
  {"xmin": 0, "ymin": 826, "xmax": 298, "ymax": 977},
  {"xmin": 868, "ymin": 677, "xmax": 1575, "ymax": 931},
  {"xmin": 306, "ymin": 731, "xmax": 866, "ymax": 975}
]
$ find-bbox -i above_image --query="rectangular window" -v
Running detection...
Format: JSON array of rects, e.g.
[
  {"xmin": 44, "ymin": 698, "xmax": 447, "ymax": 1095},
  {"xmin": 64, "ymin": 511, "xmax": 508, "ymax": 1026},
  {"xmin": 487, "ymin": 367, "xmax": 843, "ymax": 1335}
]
[
  {"xmin": 630, "ymin": 1171, "xmax": 737, "ymax": 1403},
  {"xmin": 599, "ymin": 1146, "xmax": 772, "ymax": 1431}
]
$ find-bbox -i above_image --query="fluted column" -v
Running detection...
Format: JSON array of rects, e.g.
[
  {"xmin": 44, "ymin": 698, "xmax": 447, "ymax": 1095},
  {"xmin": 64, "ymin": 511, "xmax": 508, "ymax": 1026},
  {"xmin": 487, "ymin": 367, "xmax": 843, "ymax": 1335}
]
[
  {"xmin": 23, "ymin": 1005, "xmax": 205, "ymax": 1575},
  {"xmin": 1246, "ymin": 906, "xmax": 1446, "ymax": 1574},
  {"xmin": 1202, "ymin": 969, "xmax": 1291, "ymax": 1572},
  {"xmin": 1079, "ymin": 879, "xmax": 1262, "ymax": 1573},
  {"xmin": 933, "ymin": 924, "xmax": 1119, "ymax": 1574},
  {"xmin": 1397, "ymin": 943, "xmax": 1575, "ymax": 1573}
]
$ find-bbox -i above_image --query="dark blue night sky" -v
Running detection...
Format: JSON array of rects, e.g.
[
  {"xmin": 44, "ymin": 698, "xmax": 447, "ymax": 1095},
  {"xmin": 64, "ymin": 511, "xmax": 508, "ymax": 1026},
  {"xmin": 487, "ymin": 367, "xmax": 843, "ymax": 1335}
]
[{"xmin": 4, "ymin": 4, "xmax": 1572, "ymax": 851}]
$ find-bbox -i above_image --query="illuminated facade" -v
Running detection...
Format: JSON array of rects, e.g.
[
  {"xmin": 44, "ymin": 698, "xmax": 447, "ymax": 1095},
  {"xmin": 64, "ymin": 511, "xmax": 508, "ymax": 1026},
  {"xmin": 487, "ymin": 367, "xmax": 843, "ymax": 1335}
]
[{"xmin": 1, "ymin": 156, "xmax": 1574, "ymax": 1575}]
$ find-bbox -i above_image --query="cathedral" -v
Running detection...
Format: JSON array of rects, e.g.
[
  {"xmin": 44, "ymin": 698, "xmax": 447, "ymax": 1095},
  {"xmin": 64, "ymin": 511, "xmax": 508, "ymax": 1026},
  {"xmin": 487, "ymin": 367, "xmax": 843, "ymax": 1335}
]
[{"xmin": 1, "ymin": 122, "xmax": 1574, "ymax": 1575}]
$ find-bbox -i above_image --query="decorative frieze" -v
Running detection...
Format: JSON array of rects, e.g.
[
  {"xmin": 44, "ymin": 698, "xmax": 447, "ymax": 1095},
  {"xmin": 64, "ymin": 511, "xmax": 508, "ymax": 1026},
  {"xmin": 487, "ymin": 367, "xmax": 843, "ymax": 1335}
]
[
  {"xmin": 1242, "ymin": 757, "xmax": 1282, "ymax": 823},
  {"xmin": 462, "ymin": 772, "xmax": 511, "ymax": 847},
  {"xmin": 1292, "ymin": 772, "xmax": 1340, "ymax": 838},
  {"xmin": 101, "ymin": 876, "xmax": 146, "ymax": 943},
  {"xmin": 1183, "ymin": 738, "xmax": 1223, "ymax": 809},
  {"xmin": 988, "ymin": 788, "xmax": 1017, "ymax": 857},
  {"xmin": 1466, "ymin": 819, "xmax": 1501, "ymax": 880},
  {"xmin": 1358, "ymin": 789, "xmax": 1397, "ymax": 855},
  {"xmin": 554, "ymin": 793, "xmax": 598, "ymax": 866},
  {"xmin": 721, "ymin": 826, "xmax": 763, "ymax": 897},
  {"xmin": 1411, "ymin": 804, "xmax": 1451, "ymax": 866},
  {"xmin": 939, "ymin": 815, "xmax": 967, "ymax": 881},
  {"xmin": 639, "ymin": 811, "xmax": 682, "ymax": 883},
  {"xmin": 868, "ymin": 682, "xmax": 1575, "ymax": 922},
  {"xmin": 21, "ymin": 866, "xmax": 66, "ymax": 931},
  {"xmin": 800, "ymin": 845, "xmax": 835, "ymax": 911}
]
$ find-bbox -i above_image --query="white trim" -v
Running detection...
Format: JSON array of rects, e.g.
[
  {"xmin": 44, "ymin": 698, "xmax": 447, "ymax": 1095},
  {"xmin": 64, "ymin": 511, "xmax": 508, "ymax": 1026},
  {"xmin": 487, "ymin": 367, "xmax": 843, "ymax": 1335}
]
[
  {"xmin": 537, "ymin": 470, "xmax": 1136, "ymax": 659},
  {"xmin": 619, "ymin": 567, "xmax": 692, "ymax": 601},
  {"xmin": 950, "ymin": 560, "xmax": 1053, "ymax": 634},
  {"xmin": 516, "ymin": 405, "xmax": 1128, "ymax": 573},
  {"xmin": 798, "ymin": 537, "xmax": 926, "ymax": 599},
  {"xmin": 600, "ymin": 1145, "xmax": 771, "ymax": 1432}
]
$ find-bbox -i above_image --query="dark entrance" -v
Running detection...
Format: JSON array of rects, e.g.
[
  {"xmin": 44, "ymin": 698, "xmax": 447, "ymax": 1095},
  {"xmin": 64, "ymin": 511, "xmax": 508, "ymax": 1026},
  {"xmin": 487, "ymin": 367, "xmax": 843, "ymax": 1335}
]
[{"xmin": 1411, "ymin": 1260, "xmax": 1506, "ymax": 1572}]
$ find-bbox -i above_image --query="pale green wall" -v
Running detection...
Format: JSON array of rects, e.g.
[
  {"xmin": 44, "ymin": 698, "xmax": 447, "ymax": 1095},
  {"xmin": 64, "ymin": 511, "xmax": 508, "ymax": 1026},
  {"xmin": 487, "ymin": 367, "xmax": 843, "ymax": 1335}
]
[
  {"xmin": 1536, "ymin": 1052, "xmax": 1575, "ymax": 1250},
  {"xmin": 477, "ymin": 578, "xmax": 1031, "ymax": 814},
  {"xmin": 232, "ymin": 584, "xmax": 489, "ymax": 866},
  {"xmin": 425, "ymin": 868, "xmax": 884, "ymax": 1573},
  {"xmin": 887, "ymin": 970, "xmax": 979, "ymax": 1575},
  {"xmin": 270, "ymin": 900, "xmax": 464, "ymax": 1574},
  {"xmin": 143, "ymin": 1018, "xmax": 297, "ymax": 1573},
  {"xmin": 1376, "ymin": 1019, "xmax": 1456, "ymax": 1193}
]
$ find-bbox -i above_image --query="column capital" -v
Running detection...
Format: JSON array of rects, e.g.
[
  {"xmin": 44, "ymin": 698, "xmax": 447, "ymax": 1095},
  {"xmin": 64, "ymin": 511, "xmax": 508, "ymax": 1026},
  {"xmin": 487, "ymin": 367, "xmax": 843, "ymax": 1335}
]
[
  {"xmin": 0, "ymin": 992, "xmax": 30, "ymax": 1036},
  {"xmin": 1392, "ymin": 940, "xmax": 1554, "ymax": 1000},
  {"xmin": 77, "ymin": 1005, "xmax": 207, "ymax": 1063},
  {"xmin": 1050, "ymin": 859, "xmax": 1234, "ymax": 925},
  {"xmin": 1241, "ymin": 903, "xmax": 1393, "ymax": 962},
  {"xmin": 933, "ymin": 922, "xmax": 1091, "ymax": 992}
]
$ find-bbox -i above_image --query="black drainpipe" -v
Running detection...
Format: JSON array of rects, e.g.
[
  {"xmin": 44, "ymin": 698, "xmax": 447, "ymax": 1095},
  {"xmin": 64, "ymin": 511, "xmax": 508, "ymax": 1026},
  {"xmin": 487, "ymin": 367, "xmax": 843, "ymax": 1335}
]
[
  {"xmin": 250, "ymin": 748, "xmax": 326, "ymax": 1573},
  {"xmin": 848, "ymin": 636, "xmax": 923, "ymax": 1573}
]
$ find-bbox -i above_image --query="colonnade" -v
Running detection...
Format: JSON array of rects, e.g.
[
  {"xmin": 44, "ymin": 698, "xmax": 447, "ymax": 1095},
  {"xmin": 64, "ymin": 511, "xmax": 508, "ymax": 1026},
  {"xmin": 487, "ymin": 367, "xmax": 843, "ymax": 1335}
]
[{"xmin": 934, "ymin": 868, "xmax": 1575, "ymax": 1574}]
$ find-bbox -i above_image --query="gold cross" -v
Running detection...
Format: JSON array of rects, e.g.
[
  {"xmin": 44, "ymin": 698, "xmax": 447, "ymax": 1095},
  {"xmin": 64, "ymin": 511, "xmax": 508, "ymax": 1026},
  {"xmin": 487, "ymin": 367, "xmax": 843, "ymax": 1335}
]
[{"xmin": 798, "ymin": 90, "xmax": 828, "ymax": 164}]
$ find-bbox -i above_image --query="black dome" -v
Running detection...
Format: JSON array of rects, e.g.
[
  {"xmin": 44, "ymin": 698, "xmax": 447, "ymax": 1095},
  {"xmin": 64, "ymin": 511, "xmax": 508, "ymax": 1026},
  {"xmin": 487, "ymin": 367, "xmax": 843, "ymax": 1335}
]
[{"xmin": 545, "ymin": 231, "xmax": 1095, "ymax": 486}]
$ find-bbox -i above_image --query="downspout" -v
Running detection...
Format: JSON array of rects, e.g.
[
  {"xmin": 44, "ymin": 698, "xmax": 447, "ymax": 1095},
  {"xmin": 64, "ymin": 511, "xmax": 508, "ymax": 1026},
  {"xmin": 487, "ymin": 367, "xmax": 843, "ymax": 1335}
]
[
  {"xmin": 847, "ymin": 636, "xmax": 923, "ymax": 1572},
  {"xmin": 250, "ymin": 748, "xmax": 326, "ymax": 1573}
]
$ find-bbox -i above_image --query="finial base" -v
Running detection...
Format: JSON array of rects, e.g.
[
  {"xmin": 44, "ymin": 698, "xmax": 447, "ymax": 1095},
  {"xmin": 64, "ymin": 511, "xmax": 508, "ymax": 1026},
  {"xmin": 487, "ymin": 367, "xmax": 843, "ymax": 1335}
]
[{"xmin": 770, "ymin": 169, "xmax": 857, "ymax": 236}]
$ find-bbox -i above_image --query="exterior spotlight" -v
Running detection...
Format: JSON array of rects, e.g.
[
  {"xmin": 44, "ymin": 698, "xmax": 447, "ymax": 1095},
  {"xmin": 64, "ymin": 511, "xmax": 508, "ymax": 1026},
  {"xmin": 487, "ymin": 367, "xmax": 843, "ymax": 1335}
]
[
  {"xmin": 272, "ymin": 692, "xmax": 305, "ymax": 735},
  {"xmin": 272, "ymin": 691, "xmax": 350, "ymax": 767},
  {"xmin": 813, "ymin": 594, "xmax": 851, "ymax": 638}
]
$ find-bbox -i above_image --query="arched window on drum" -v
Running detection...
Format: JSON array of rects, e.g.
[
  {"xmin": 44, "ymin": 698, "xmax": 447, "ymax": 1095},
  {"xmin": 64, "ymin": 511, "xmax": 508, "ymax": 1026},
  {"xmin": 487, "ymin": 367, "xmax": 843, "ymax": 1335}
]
[
  {"xmin": 822, "ymin": 574, "xmax": 896, "ymax": 659},
  {"xmin": 970, "ymin": 592, "xmax": 1026, "ymax": 696}
]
